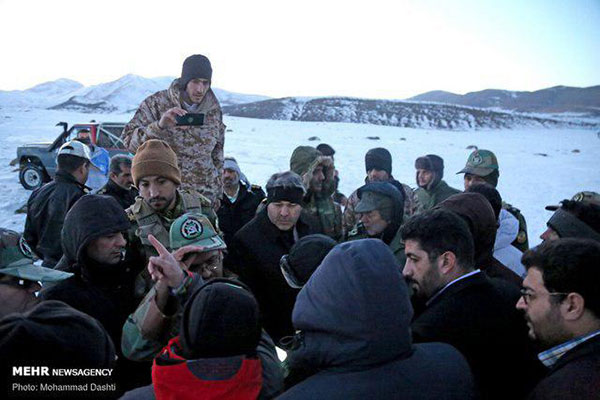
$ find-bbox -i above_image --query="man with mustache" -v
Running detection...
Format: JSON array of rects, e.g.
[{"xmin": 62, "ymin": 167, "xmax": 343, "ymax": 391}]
[
  {"xmin": 125, "ymin": 139, "xmax": 216, "ymax": 297},
  {"xmin": 122, "ymin": 54, "xmax": 225, "ymax": 205},
  {"xmin": 516, "ymin": 238, "xmax": 600, "ymax": 400},
  {"xmin": 226, "ymin": 171, "xmax": 319, "ymax": 344},
  {"xmin": 217, "ymin": 157, "xmax": 265, "ymax": 247},
  {"xmin": 41, "ymin": 194, "xmax": 149, "ymax": 394}
]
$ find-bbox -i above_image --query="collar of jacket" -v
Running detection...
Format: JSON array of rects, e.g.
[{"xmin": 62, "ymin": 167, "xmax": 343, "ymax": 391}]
[
  {"xmin": 222, "ymin": 183, "xmax": 249, "ymax": 206},
  {"xmin": 167, "ymin": 79, "xmax": 221, "ymax": 115},
  {"xmin": 55, "ymin": 170, "xmax": 88, "ymax": 190},
  {"xmin": 106, "ymin": 178, "xmax": 132, "ymax": 196},
  {"xmin": 424, "ymin": 270, "xmax": 487, "ymax": 309}
]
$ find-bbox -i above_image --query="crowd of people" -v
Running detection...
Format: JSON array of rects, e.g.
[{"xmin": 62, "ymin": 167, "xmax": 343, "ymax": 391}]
[{"xmin": 2, "ymin": 54, "xmax": 599, "ymax": 400}]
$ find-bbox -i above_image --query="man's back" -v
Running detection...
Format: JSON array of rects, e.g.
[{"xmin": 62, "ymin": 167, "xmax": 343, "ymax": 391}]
[
  {"xmin": 24, "ymin": 170, "xmax": 85, "ymax": 267},
  {"xmin": 412, "ymin": 272, "xmax": 542, "ymax": 400}
]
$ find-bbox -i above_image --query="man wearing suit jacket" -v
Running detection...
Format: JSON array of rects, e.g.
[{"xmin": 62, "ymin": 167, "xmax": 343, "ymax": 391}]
[{"xmin": 400, "ymin": 209, "xmax": 543, "ymax": 400}]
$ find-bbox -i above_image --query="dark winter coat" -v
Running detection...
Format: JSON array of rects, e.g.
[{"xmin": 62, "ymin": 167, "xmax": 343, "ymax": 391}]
[
  {"xmin": 437, "ymin": 192, "xmax": 523, "ymax": 287},
  {"xmin": 40, "ymin": 195, "xmax": 148, "ymax": 392},
  {"xmin": 280, "ymin": 239, "xmax": 475, "ymax": 400},
  {"xmin": 415, "ymin": 180, "xmax": 461, "ymax": 210},
  {"xmin": 411, "ymin": 271, "xmax": 544, "ymax": 400},
  {"xmin": 217, "ymin": 182, "xmax": 264, "ymax": 248},
  {"xmin": 527, "ymin": 334, "xmax": 600, "ymax": 400},
  {"xmin": 24, "ymin": 170, "xmax": 87, "ymax": 267},
  {"xmin": 226, "ymin": 208, "xmax": 318, "ymax": 344},
  {"xmin": 96, "ymin": 178, "xmax": 139, "ymax": 210}
]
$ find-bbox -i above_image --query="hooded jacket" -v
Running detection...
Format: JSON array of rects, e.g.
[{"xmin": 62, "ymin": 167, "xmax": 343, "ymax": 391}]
[
  {"xmin": 24, "ymin": 170, "xmax": 87, "ymax": 267},
  {"xmin": 41, "ymin": 195, "xmax": 148, "ymax": 392},
  {"xmin": 280, "ymin": 239, "xmax": 475, "ymax": 400},
  {"xmin": 122, "ymin": 79, "xmax": 225, "ymax": 203},
  {"xmin": 290, "ymin": 146, "xmax": 342, "ymax": 240},
  {"xmin": 437, "ymin": 193, "xmax": 522, "ymax": 287},
  {"xmin": 493, "ymin": 209, "xmax": 525, "ymax": 277}
]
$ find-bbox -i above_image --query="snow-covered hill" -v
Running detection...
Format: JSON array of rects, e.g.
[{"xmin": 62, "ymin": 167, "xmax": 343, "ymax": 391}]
[
  {"xmin": 0, "ymin": 75, "xmax": 269, "ymax": 112},
  {"xmin": 223, "ymin": 97, "xmax": 599, "ymax": 130}
]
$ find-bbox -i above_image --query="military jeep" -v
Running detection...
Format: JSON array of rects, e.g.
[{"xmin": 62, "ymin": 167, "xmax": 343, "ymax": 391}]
[{"xmin": 16, "ymin": 121, "xmax": 130, "ymax": 190}]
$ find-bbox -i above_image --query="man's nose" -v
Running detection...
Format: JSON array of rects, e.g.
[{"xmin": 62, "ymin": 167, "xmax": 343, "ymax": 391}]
[{"xmin": 115, "ymin": 233, "xmax": 127, "ymax": 247}]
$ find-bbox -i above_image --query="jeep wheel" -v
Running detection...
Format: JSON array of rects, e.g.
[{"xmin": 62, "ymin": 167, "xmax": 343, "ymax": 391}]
[{"xmin": 19, "ymin": 163, "xmax": 45, "ymax": 190}]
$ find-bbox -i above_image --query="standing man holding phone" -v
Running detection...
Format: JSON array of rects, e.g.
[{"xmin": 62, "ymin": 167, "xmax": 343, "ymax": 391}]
[{"xmin": 122, "ymin": 54, "xmax": 225, "ymax": 206}]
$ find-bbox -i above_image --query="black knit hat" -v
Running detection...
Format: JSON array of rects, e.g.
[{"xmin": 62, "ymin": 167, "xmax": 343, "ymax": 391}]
[
  {"xmin": 0, "ymin": 300, "xmax": 115, "ymax": 368},
  {"xmin": 181, "ymin": 54, "xmax": 213, "ymax": 89},
  {"xmin": 180, "ymin": 279, "xmax": 261, "ymax": 359},
  {"xmin": 316, "ymin": 143, "xmax": 335, "ymax": 157},
  {"xmin": 281, "ymin": 234, "xmax": 337, "ymax": 288},
  {"xmin": 365, "ymin": 148, "xmax": 392, "ymax": 175}
]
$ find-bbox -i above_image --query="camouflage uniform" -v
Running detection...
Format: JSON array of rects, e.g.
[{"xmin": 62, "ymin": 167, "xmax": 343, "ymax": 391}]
[
  {"xmin": 457, "ymin": 149, "xmax": 529, "ymax": 252},
  {"xmin": 122, "ymin": 79, "xmax": 226, "ymax": 203},
  {"xmin": 290, "ymin": 147, "xmax": 343, "ymax": 240},
  {"xmin": 343, "ymin": 179, "xmax": 421, "ymax": 232},
  {"xmin": 125, "ymin": 190, "xmax": 217, "ymax": 297},
  {"xmin": 415, "ymin": 180, "xmax": 461, "ymax": 210}
]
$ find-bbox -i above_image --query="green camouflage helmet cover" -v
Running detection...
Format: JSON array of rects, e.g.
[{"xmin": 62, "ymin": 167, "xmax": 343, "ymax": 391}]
[
  {"xmin": 457, "ymin": 149, "xmax": 499, "ymax": 177},
  {"xmin": 169, "ymin": 213, "xmax": 226, "ymax": 251},
  {"xmin": 0, "ymin": 229, "xmax": 72, "ymax": 282}
]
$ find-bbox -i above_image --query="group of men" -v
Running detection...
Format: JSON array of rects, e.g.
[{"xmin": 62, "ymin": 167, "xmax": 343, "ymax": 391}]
[{"xmin": 2, "ymin": 53, "xmax": 599, "ymax": 399}]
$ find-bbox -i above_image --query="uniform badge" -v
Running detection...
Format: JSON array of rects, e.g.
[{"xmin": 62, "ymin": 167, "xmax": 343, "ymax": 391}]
[
  {"xmin": 181, "ymin": 217, "xmax": 203, "ymax": 239},
  {"xmin": 19, "ymin": 236, "xmax": 33, "ymax": 258},
  {"xmin": 517, "ymin": 231, "xmax": 527, "ymax": 244},
  {"xmin": 471, "ymin": 153, "xmax": 483, "ymax": 165}
]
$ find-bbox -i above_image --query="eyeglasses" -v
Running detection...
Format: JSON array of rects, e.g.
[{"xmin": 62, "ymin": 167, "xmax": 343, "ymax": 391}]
[
  {"xmin": 0, "ymin": 278, "xmax": 39, "ymax": 290},
  {"xmin": 519, "ymin": 289, "xmax": 570, "ymax": 305}
]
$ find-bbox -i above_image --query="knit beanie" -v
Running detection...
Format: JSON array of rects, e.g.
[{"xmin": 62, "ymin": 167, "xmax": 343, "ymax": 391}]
[
  {"xmin": 132, "ymin": 139, "xmax": 181, "ymax": 186},
  {"xmin": 284, "ymin": 234, "xmax": 337, "ymax": 287},
  {"xmin": 0, "ymin": 300, "xmax": 115, "ymax": 368},
  {"xmin": 180, "ymin": 280, "xmax": 261, "ymax": 359},
  {"xmin": 181, "ymin": 54, "xmax": 213, "ymax": 89},
  {"xmin": 365, "ymin": 148, "xmax": 392, "ymax": 175},
  {"xmin": 316, "ymin": 143, "xmax": 335, "ymax": 157}
]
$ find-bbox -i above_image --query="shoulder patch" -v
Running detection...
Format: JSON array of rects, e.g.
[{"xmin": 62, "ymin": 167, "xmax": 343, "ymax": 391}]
[{"xmin": 517, "ymin": 231, "xmax": 527, "ymax": 244}]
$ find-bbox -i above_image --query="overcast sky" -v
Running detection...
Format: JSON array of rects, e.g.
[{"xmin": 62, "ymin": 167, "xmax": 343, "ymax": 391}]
[{"xmin": 1, "ymin": 0, "xmax": 598, "ymax": 99}]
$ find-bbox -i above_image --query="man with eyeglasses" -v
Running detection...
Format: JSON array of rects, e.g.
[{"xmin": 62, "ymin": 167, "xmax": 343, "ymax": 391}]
[
  {"xmin": 0, "ymin": 228, "xmax": 72, "ymax": 318},
  {"xmin": 517, "ymin": 238, "xmax": 600, "ymax": 400}
]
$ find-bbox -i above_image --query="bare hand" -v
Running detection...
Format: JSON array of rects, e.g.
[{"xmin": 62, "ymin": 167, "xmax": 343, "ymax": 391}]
[
  {"xmin": 147, "ymin": 234, "xmax": 185, "ymax": 288},
  {"xmin": 173, "ymin": 245, "xmax": 207, "ymax": 269},
  {"xmin": 158, "ymin": 107, "xmax": 187, "ymax": 129}
]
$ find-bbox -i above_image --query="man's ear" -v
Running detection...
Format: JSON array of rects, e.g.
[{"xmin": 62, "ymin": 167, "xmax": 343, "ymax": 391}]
[
  {"xmin": 561, "ymin": 293, "xmax": 586, "ymax": 321},
  {"xmin": 438, "ymin": 251, "xmax": 458, "ymax": 275},
  {"xmin": 109, "ymin": 172, "xmax": 117, "ymax": 180}
]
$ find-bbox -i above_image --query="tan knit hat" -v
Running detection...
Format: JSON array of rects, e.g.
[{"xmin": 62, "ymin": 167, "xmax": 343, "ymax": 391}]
[{"xmin": 132, "ymin": 139, "xmax": 181, "ymax": 186}]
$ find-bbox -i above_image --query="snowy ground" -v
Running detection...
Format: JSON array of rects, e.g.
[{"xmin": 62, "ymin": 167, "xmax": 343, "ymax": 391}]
[{"xmin": 1, "ymin": 108, "xmax": 599, "ymax": 247}]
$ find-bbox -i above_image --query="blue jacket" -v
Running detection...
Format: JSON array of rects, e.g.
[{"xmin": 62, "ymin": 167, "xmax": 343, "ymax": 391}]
[{"xmin": 279, "ymin": 239, "xmax": 475, "ymax": 400}]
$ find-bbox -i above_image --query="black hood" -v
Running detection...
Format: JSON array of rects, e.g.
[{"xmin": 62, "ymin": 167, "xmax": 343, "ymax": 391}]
[
  {"xmin": 61, "ymin": 195, "xmax": 130, "ymax": 267},
  {"xmin": 288, "ymin": 239, "xmax": 413, "ymax": 371}
]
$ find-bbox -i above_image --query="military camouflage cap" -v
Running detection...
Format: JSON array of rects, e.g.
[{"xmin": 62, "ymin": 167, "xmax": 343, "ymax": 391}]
[
  {"xmin": 457, "ymin": 149, "xmax": 499, "ymax": 177},
  {"xmin": 545, "ymin": 191, "xmax": 600, "ymax": 211},
  {"xmin": 355, "ymin": 191, "xmax": 394, "ymax": 214},
  {"xmin": 0, "ymin": 229, "xmax": 72, "ymax": 283},
  {"xmin": 170, "ymin": 213, "xmax": 226, "ymax": 251}
]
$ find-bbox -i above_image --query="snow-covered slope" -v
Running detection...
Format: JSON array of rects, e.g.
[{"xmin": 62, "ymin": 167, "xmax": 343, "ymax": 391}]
[
  {"xmin": 223, "ymin": 97, "xmax": 599, "ymax": 130},
  {"xmin": 1, "ymin": 108, "xmax": 598, "ymax": 249},
  {"xmin": 0, "ymin": 75, "xmax": 269, "ymax": 112}
]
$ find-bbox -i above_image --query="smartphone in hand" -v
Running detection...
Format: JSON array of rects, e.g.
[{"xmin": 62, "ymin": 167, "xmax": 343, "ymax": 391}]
[{"xmin": 175, "ymin": 113, "xmax": 205, "ymax": 126}]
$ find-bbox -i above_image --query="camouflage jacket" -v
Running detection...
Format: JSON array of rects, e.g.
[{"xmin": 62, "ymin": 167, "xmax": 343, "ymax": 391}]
[
  {"xmin": 343, "ymin": 178, "xmax": 422, "ymax": 232},
  {"xmin": 125, "ymin": 190, "xmax": 216, "ymax": 298},
  {"xmin": 121, "ymin": 79, "xmax": 225, "ymax": 203},
  {"xmin": 415, "ymin": 180, "xmax": 461, "ymax": 211},
  {"xmin": 503, "ymin": 202, "xmax": 529, "ymax": 252},
  {"xmin": 346, "ymin": 222, "xmax": 406, "ymax": 268}
]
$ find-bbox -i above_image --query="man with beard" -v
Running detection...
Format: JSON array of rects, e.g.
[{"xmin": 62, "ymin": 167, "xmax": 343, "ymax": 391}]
[
  {"xmin": 41, "ymin": 194, "xmax": 149, "ymax": 393},
  {"xmin": 0, "ymin": 228, "xmax": 72, "ymax": 319},
  {"xmin": 125, "ymin": 139, "xmax": 216, "ymax": 296},
  {"xmin": 290, "ymin": 145, "xmax": 342, "ymax": 240},
  {"xmin": 217, "ymin": 157, "xmax": 265, "ymax": 247},
  {"xmin": 343, "ymin": 147, "xmax": 420, "ymax": 232},
  {"xmin": 400, "ymin": 209, "xmax": 543, "ymax": 400},
  {"xmin": 97, "ymin": 154, "xmax": 139, "ymax": 209},
  {"xmin": 414, "ymin": 154, "xmax": 460, "ymax": 210},
  {"xmin": 226, "ymin": 171, "xmax": 319, "ymax": 344},
  {"xmin": 516, "ymin": 239, "xmax": 600, "ymax": 400},
  {"xmin": 346, "ymin": 182, "xmax": 406, "ymax": 265},
  {"xmin": 122, "ymin": 54, "xmax": 225, "ymax": 204}
]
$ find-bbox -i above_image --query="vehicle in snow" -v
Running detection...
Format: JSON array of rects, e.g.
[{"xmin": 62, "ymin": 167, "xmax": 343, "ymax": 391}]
[{"xmin": 15, "ymin": 121, "xmax": 130, "ymax": 190}]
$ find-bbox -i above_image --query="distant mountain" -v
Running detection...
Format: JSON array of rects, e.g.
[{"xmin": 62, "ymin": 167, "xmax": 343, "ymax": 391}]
[
  {"xmin": 0, "ymin": 75, "xmax": 269, "ymax": 112},
  {"xmin": 223, "ymin": 97, "xmax": 599, "ymax": 130},
  {"xmin": 408, "ymin": 85, "xmax": 600, "ymax": 115}
]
